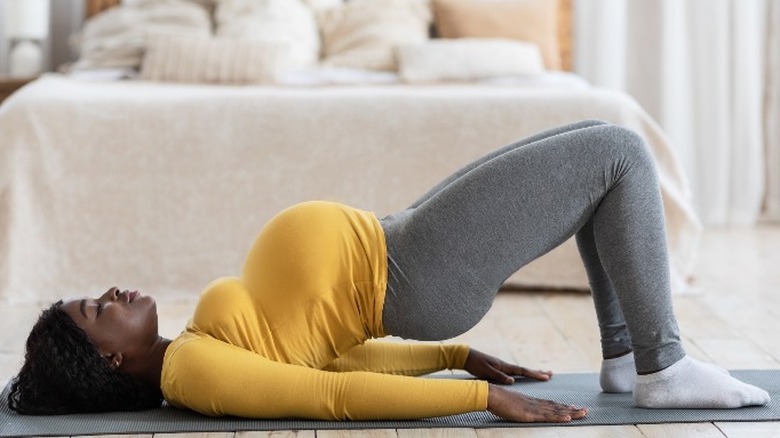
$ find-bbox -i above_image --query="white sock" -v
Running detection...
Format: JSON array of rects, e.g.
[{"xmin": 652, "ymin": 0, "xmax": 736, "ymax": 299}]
[
  {"xmin": 600, "ymin": 352, "xmax": 635, "ymax": 393},
  {"xmin": 601, "ymin": 352, "xmax": 731, "ymax": 394},
  {"xmin": 634, "ymin": 355, "xmax": 771, "ymax": 408},
  {"xmin": 690, "ymin": 356, "xmax": 730, "ymax": 376}
]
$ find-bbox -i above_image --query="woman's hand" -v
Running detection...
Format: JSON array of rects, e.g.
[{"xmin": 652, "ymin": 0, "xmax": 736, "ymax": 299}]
[
  {"xmin": 487, "ymin": 384, "xmax": 588, "ymax": 422},
  {"xmin": 464, "ymin": 348, "xmax": 553, "ymax": 384}
]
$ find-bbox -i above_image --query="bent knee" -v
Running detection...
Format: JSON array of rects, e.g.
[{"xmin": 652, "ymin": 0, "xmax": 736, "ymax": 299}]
[
  {"xmin": 579, "ymin": 125, "xmax": 658, "ymax": 186},
  {"xmin": 597, "ymin": 125, "xmax": 655, "ymax": 168},
  {"xmin": 580, "ymin": 119, "xmax": 612, "ymax": 128}
]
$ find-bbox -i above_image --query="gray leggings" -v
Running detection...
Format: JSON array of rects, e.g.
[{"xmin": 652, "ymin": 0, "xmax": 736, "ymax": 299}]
[{"xmin": 379, "ymin": 120, "xmax": 685, "ymax": 373}]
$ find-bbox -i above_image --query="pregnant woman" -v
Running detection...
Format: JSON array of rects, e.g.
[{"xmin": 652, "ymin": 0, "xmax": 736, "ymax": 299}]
[{"xmin": 9, "ymin": 120, "xmax": 769, "ymax": 421}]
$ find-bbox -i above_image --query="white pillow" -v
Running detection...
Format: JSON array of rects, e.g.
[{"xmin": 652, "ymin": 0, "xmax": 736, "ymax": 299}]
[
  {"xmin": 302, "ymin": 0, "xmax": 342, "ymax": 11},
  {"xmin": 71, "ymin": 0, "xmax": 211, "ymax": 71},
  {"xmin": 215, "ymin": 0, "xmax": 320, "ymax": 70},
  {"xmin": 317, "ymin": 0, "xmax": 431, "ymax": 71},
  {"xmin": 140, "ymin": 35, "xmax": 285, "ymax": 84},
  {"xmin": 397, "ymin": 38, "xmax": 545, "ymax": 83},
  {"xmin": 123, "ymin": 0, "xmax": 216, "ymax": 9}
]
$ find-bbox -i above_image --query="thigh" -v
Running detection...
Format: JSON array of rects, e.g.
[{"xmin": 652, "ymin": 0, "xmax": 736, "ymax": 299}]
[
  {"xmin": 381, "ymin": 123, "xmax": 637, "ymax": 340},
  {"xmin": 408, "ymin": 119, "xmax": 609, "ymax": 208}
]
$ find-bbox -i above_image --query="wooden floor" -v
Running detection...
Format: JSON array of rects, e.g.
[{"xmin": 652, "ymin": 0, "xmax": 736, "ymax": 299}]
[{"xmin": 2, "ymin": 225, "xmax": 780, "ymax": 437}]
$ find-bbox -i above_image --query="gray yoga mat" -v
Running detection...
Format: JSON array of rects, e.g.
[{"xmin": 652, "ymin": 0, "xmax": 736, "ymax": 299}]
[{"xmin": 1, "ymin": 370, "xmax": 779, "ymax": 437}]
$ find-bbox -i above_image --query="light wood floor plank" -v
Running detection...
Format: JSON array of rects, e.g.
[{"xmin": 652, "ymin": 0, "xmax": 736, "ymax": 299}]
[
  {"xmin": 637, "ymin": 423, "xmax": 725, "ymax": 437},
  {"xmin": 72, "ymin": 435, "xmax": 153, "ymax": 438},
  {"xmin": 714, "ymin": 421, "xmax": 780, "ymax": 438},
  {"xmin": 537, "ymin": 294, "xmax": 602, "ymax": 371},
  {"xmin": 679, "ymin": 335, "xmax": 717, "ymax": 363},
  {"xmin": 0, "ymin": 303, "xmax": 41, "ymax": 352},
  {"xmin": 694, "ymin": 338, "xmax": 779, "ymax": 369},
  {"xmin": 156, "ymin": 301, "xmax": 198, "ymax": 339},
  {"xmin": 316, "ymin": 430, "xmax": 397, "ymax": 438},
  {"xmin": 450, "ymin": 317, "xmax": 515, "ymax": 363},
  {"xmin": 396, "ymin": 429, "xmax": 478, "ymax": 438},
  {"xmin": 673, "ymin": 297, "xmax": 739, "ymax": 340},
  {"xmin": 0, "ymin": 352, "xmax": 22, "ymax": 384},
  {"xmin": 497, "ymin": 314, "xmax": 592, "ymax": 373},
  {"xmin": 737, "ymin": 327, "xmax": 780, "ymax": 363},
  {"xmin": 236, "ymin": 431, "xmax": 315, "ymax": 438},
  {"xmin": 154, "ymin": 433, "xmax": 234, "ymax": 438},
  {"xmin": 477, "ymin": 425, "xmax": 644, "ymax": 437}
]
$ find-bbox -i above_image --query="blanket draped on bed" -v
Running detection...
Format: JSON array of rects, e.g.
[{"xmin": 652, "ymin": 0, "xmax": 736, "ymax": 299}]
[{"xmin": 0, "ymin": 74, "xmax": 701, "ymax": 303}]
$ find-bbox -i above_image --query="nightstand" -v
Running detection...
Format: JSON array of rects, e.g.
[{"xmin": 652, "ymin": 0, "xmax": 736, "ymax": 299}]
[{"xmin": 0, "ymin": 76, "xmax": 37, "ymax": 105}]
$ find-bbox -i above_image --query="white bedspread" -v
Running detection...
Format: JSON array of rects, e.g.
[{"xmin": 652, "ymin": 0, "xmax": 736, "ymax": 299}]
[{"xmin": 0, "ymin": 74, "xmax": 701, "ymax": 304}]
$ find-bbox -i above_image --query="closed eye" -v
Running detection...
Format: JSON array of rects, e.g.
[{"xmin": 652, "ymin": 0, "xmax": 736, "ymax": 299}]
[{"xmin": 96, "ymin": 301, "xmax": 103, "ymax": 317}]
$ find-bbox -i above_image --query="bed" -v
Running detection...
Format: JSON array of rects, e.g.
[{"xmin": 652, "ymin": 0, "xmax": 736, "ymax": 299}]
[{"xmin": 0, "ymin": 0, "xmax": 701, "ymax": 304}]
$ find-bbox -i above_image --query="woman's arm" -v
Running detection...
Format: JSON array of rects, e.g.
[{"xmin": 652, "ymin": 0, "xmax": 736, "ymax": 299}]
[
  {"xmin": 165, "ymin": 337, "xmax": 585, "ymax": 422},
  {"xmin": 165, "ymin": 337, "xmax": 487, "ymax": 420},
  {"xmin": 322, "ymin": 341, "xmax": 470, "ymax": 376},
  {"xmin": 325, "ymin": 342, "xmax": 555, "ymax": 384}
]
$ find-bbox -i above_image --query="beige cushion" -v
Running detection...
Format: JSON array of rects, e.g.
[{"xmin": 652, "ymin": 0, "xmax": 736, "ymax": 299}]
[
  {"xmin": 215, "ymin": 0, "xmax": 320, "ymax": 70},
  {"xmin": 187, "ymin": 0, "xmax": 217, "ymax": 12},
  {"xmin": 431, "ymin": 0, "xmax": 562, "ymax": 70},
  {"xmin": 140, "ymin": 35, "xmax": 285, "ymax": 84},
  {"xmin": 125, "ymin": 0, "xmax": 218, "ymax": 8},
  {"xmin": 318, "ymin": 0, "xmax": 432, "ymax": 71},
  {"xmin": 71, "ymin": 0, "xmax": 211, "ymax": 71},
  {"xmin": 397, "ymin": 38, "xmax": 545, "ymax": 82}
]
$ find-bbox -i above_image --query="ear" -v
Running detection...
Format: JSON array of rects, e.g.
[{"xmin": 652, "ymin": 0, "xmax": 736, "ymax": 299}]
[{"xmin": 102, "ymin": 352, "xmax": 124, "ymax": 371}]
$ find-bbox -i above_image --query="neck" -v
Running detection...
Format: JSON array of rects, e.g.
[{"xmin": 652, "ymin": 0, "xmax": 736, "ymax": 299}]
[{"xmin": 135, "ymin": 336, "xmax": 172, "ymax": 389}]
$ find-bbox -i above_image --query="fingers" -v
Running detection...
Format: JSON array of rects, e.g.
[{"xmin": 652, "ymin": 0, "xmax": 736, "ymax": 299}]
[
  {"xmin": 488, "ymin": 385, "xmax": 588, "ymax": 423},
  {"xmin": 486, "ymin": 364, "xmax": 515, "ymax": 384},
  {"xmin": 468, "ymin": 349, "xmax": 553, "ymax": 384},
  {"xmin": 492, "ymin": 368, "xmax": 553, "ymax": 384},
  {"xmin": 525, "ymin": 397, "xmax": 588, "ymax": 423},
  {"xmin": 519, "ymin": 368, "xmax": 553, "ymax": 381},
  {"xmin": 499, "ymin": 363, "xmax": 553, "ymax": 382}
]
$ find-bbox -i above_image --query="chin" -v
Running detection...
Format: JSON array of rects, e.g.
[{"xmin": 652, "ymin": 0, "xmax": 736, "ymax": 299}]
[
  {"xmin": 134, "ymin": 295, "xmax": 157, "ymax": 318},
  {"xmin": 143, "ymin": 295, "xmax": 157, "ymax": 309}
]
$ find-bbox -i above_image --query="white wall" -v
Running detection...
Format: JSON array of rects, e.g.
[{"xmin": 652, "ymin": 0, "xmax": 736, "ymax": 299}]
[
  {"xmin": 2, "ymin": 0, "xmax": 56, "ymax": 74},
  {"xmin": 0, "ymin": 1, "xmax": 7, "ymax": 74},
  {"xmin": 0, "ymin": 0, "xmax": 84, "ymax": 74}
]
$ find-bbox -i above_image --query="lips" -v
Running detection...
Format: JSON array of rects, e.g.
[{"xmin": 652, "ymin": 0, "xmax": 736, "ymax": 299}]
[{"xmin": 127, "ymin": 290, "xmax": 140, "ymax": 303}]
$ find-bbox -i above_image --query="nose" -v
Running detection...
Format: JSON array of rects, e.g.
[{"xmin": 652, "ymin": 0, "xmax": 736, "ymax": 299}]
[{"xmin": 103, "ymin": 286, "xmax": 120, "ymax": 301}]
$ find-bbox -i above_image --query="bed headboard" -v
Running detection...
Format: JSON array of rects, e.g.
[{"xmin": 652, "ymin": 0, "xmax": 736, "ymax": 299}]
[
  {"xmin": 84, "ymin": 0, "xmax": 574, "ymax": 71},
  {"xmin": 85, "ymin": 0, "xmax": 121, "ymax": 19},
  {"xmin": 558, "ymin": 0, "xmax": 573, "ymax": 71}
]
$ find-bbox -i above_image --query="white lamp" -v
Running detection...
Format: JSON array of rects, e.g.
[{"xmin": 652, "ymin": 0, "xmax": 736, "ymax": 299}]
[{"xmin": 4, "ymin": 0, "xmax": 50, "ymax": 77}]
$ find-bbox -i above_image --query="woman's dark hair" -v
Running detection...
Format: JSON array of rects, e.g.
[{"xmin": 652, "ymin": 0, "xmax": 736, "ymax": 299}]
[{"xmin": 8, "ymin": 301, "xmax": 163, "ymax": 415}]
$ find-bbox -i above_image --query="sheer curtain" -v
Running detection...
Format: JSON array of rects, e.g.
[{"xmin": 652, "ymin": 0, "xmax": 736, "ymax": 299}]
[
  {"xmin": 575, "ymin": 0, "xmax": 773, "ymax": 225},
  {"xmin": 767, "ymin": 1, "xmax": 780, "ymax": 221}
]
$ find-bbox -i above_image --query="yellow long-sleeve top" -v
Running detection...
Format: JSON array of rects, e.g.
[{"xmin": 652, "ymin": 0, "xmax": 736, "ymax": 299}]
[{"xmin": 160, "ymin": 201, "xmax": 489, "ymax": 420}]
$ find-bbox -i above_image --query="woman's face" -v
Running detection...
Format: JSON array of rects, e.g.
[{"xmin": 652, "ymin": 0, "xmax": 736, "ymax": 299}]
[{"xmin": 61, "ymin": 286, "xmax": 159, "ymax": 369}]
